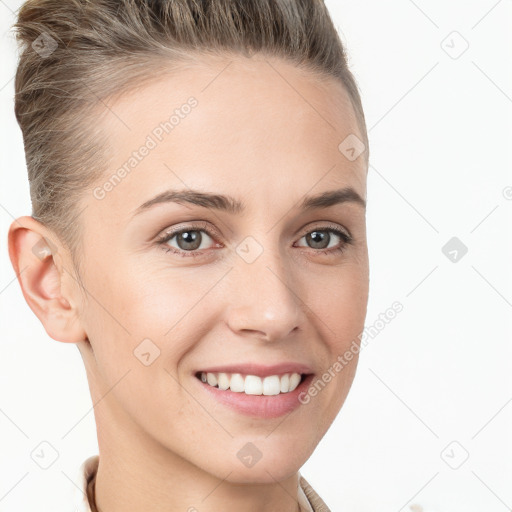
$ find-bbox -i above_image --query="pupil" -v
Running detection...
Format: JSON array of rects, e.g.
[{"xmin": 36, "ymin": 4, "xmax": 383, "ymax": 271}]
[
  {"xmin": 178, "ymin": 231, "xmax": 201, "ymax": 250},
  {"xmin": 308, "ymin": 230, "xmax": 329, "ymax": 249}
]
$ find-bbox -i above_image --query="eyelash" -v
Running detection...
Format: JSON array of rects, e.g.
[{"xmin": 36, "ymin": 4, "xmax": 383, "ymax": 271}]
[{"xmin": 155, "ymin": 221, "xmax": 353, "ymax": 258}]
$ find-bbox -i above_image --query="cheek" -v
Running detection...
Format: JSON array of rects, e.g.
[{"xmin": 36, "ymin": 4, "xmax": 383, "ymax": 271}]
[
  {"xmin": 79, "ymin": 270, "xmax": 199, "ymax": 432},
  {"xmin": 114, "ymin": 270, "xmax": 219, "ymax": 354},
  {"xmin": 294, "ymin": 264, "xmax": 367, "ymax": 415},
  {"xmin": 311, "ymin": 266, "xmax": 369, "ymax": 345},
  {"xmin": 85, "ymin": 261, "xmax": 192, "ymax": 336},
  {"xmin": 81, "ymin": 264, "xmax": 222, "ymax": 402}
]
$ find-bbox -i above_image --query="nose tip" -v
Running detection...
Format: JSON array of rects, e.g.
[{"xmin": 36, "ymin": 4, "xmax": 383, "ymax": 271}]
[{"xmin": 225, "ymin": 263, "xmax": 303, "ymax": 343}]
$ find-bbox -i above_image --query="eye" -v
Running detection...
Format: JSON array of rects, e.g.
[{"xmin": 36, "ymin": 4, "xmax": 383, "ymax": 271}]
[
  {"xmin": 295, "ymin": 225, "xmax": 353, "ymax": 255},
  {"xmin": 156, "ymin": 221, "xmax": 220, "ymax": 258}
]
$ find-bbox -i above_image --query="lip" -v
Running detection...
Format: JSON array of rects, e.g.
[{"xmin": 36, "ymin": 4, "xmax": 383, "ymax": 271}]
[
  {"xmin": 194, "ymin": 362, "xmax": 313, "ymax": 378},
  {"xmin": 194, "ymin": 372, "xmax": 315, "ymax": 419}
]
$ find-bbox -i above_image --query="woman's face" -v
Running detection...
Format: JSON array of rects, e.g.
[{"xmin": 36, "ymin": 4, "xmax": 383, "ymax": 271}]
[{"xmin": 74, "ymin": 55, "xmax": 369, "ymax": 482}]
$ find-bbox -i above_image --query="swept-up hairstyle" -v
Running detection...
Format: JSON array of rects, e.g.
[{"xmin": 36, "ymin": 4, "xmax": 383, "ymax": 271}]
[{"xmin": 13, "ymin": 0, "xmax": 368, "ymax": 269}]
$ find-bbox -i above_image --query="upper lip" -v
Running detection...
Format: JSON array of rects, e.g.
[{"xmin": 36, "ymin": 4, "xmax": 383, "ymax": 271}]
[{"xmin": 196, "ymin": 362, "xmax": 314, "ymax": 378}]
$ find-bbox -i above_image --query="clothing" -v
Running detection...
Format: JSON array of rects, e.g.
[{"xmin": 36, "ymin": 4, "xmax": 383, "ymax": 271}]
[{"xmin": 73, "ymin": 454, "xmax": 331, "ymax": 511}]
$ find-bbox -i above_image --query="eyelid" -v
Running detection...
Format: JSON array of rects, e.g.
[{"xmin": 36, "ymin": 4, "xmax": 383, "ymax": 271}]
[
  {"xmin": 299, "ymin": 221, "xmax": 352, "ymax": 241},
  {"xmin": 155, "ymin": 220, "xmax": 219, "ymax": 242}
]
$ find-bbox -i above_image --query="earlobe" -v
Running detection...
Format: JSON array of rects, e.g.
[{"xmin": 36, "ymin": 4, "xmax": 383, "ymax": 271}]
[{"xmin": 7, "ymin": 216, "xmax": 87, "ymax": 344}]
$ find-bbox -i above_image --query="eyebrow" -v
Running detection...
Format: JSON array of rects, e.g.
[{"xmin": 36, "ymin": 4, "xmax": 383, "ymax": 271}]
[{"xmin": 133, "ymin": 186, "xmax": 366, "ymax": 216}]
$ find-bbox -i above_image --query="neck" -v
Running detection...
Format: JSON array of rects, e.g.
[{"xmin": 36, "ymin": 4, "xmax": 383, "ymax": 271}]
[
  {"xmin": 93, "ymin": 440, "xmax": 302, "ymax": 512},
  {"xmin": 92, "ymin": 402, "xmax": 302, "ymax": 512}
]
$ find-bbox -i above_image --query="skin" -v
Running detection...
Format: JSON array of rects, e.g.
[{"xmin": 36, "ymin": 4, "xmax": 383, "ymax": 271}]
[{"xmin": 8, "ymin": 54, "xmax": 369, "ymax": 512}]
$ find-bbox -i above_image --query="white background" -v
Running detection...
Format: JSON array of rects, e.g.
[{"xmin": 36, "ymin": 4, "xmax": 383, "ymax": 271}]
[{"xmin": 1, "ymin": 1, "xmax": 511, "ymax": 511}]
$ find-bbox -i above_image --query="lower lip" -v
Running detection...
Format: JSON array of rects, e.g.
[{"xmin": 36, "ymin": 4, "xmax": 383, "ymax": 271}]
[{"xmin": 195, "ymin": 373, "xmax": 315, "ymax": 419}]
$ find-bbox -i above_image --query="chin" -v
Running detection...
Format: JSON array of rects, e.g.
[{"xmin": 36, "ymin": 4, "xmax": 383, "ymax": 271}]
[
  {"xmin": 201, "ymin": 441, "xmax": 311, "ymax": 484},
  {"xmin": 220, "ymin": 462, "xmax": 304, "ymax": 485}
]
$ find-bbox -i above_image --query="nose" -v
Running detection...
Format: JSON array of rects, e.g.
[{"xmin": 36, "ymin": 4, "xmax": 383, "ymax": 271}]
[{"xmin": 224, "ymin": 245, "xmax": 304, "ymax": 343}]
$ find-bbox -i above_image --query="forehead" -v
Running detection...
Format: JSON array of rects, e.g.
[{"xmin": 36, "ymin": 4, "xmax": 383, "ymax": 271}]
[{"xmin": 90, "ymin": 55, "xmax": 366, "ymax": 220}]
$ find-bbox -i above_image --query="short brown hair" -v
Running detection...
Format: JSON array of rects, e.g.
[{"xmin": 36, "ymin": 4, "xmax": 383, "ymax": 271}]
[{"xmin": 13, "ymin": 0, "xmax": 369, "ymax": 270}]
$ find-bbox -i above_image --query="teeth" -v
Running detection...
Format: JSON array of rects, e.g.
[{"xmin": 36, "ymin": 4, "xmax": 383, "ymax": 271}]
[
  {"xmin": 217, "ymin": 372, "xmax": 230, "ymax": 390},
  {"xmin": 289, "ymin": 372, "xmax": 301, "ymax": 391},
  {"xmin": 229, "ymin": 373, "xmax": 245, "ymax": 393},
  {"xmin": 206, "ymin": 373, "xmax": 217, "ymax": 387},
  {"xmin": 280, "ymin": 373, "xmax": 289, "ymax": 393},
  {"xmin": 245, "ymin": 375, "xmax": 263, "ymax": 395},
  {"xmin": 263, "ymin": 375, "xmax": 280, "ymax": 396},
  {"xmin": 200, "ymin": 371, "xmax": 304, "ymax": 395}
]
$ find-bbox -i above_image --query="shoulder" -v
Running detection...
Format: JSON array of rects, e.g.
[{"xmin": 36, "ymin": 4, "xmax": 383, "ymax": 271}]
[
  {"xmin": 72, "ymin": 454, "xmax": 99, "ymax": 512},
  {"xmin": 298, "ymin": 473, "xmax": 332, "ymax": 512}
]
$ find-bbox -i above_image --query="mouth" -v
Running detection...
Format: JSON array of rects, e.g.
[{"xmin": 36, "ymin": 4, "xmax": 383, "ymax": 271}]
[
  {"xmin": 194, "ymin": 370, "xmax": 315, "ymax": 418},
  {"xmin": 194, "ymin": 370, "xmax": 310, "ymax": 396}
]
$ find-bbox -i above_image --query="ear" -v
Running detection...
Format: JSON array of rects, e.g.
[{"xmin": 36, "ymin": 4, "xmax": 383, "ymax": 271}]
[{"xmin": 7, "ymin": 216, "xmax": 87, "ymax": 344}]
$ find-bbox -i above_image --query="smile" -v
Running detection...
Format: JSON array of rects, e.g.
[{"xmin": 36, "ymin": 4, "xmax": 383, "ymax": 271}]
[{"xmin": 196, "ymin": 371, "xmax": 304, "ymax": 395}]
